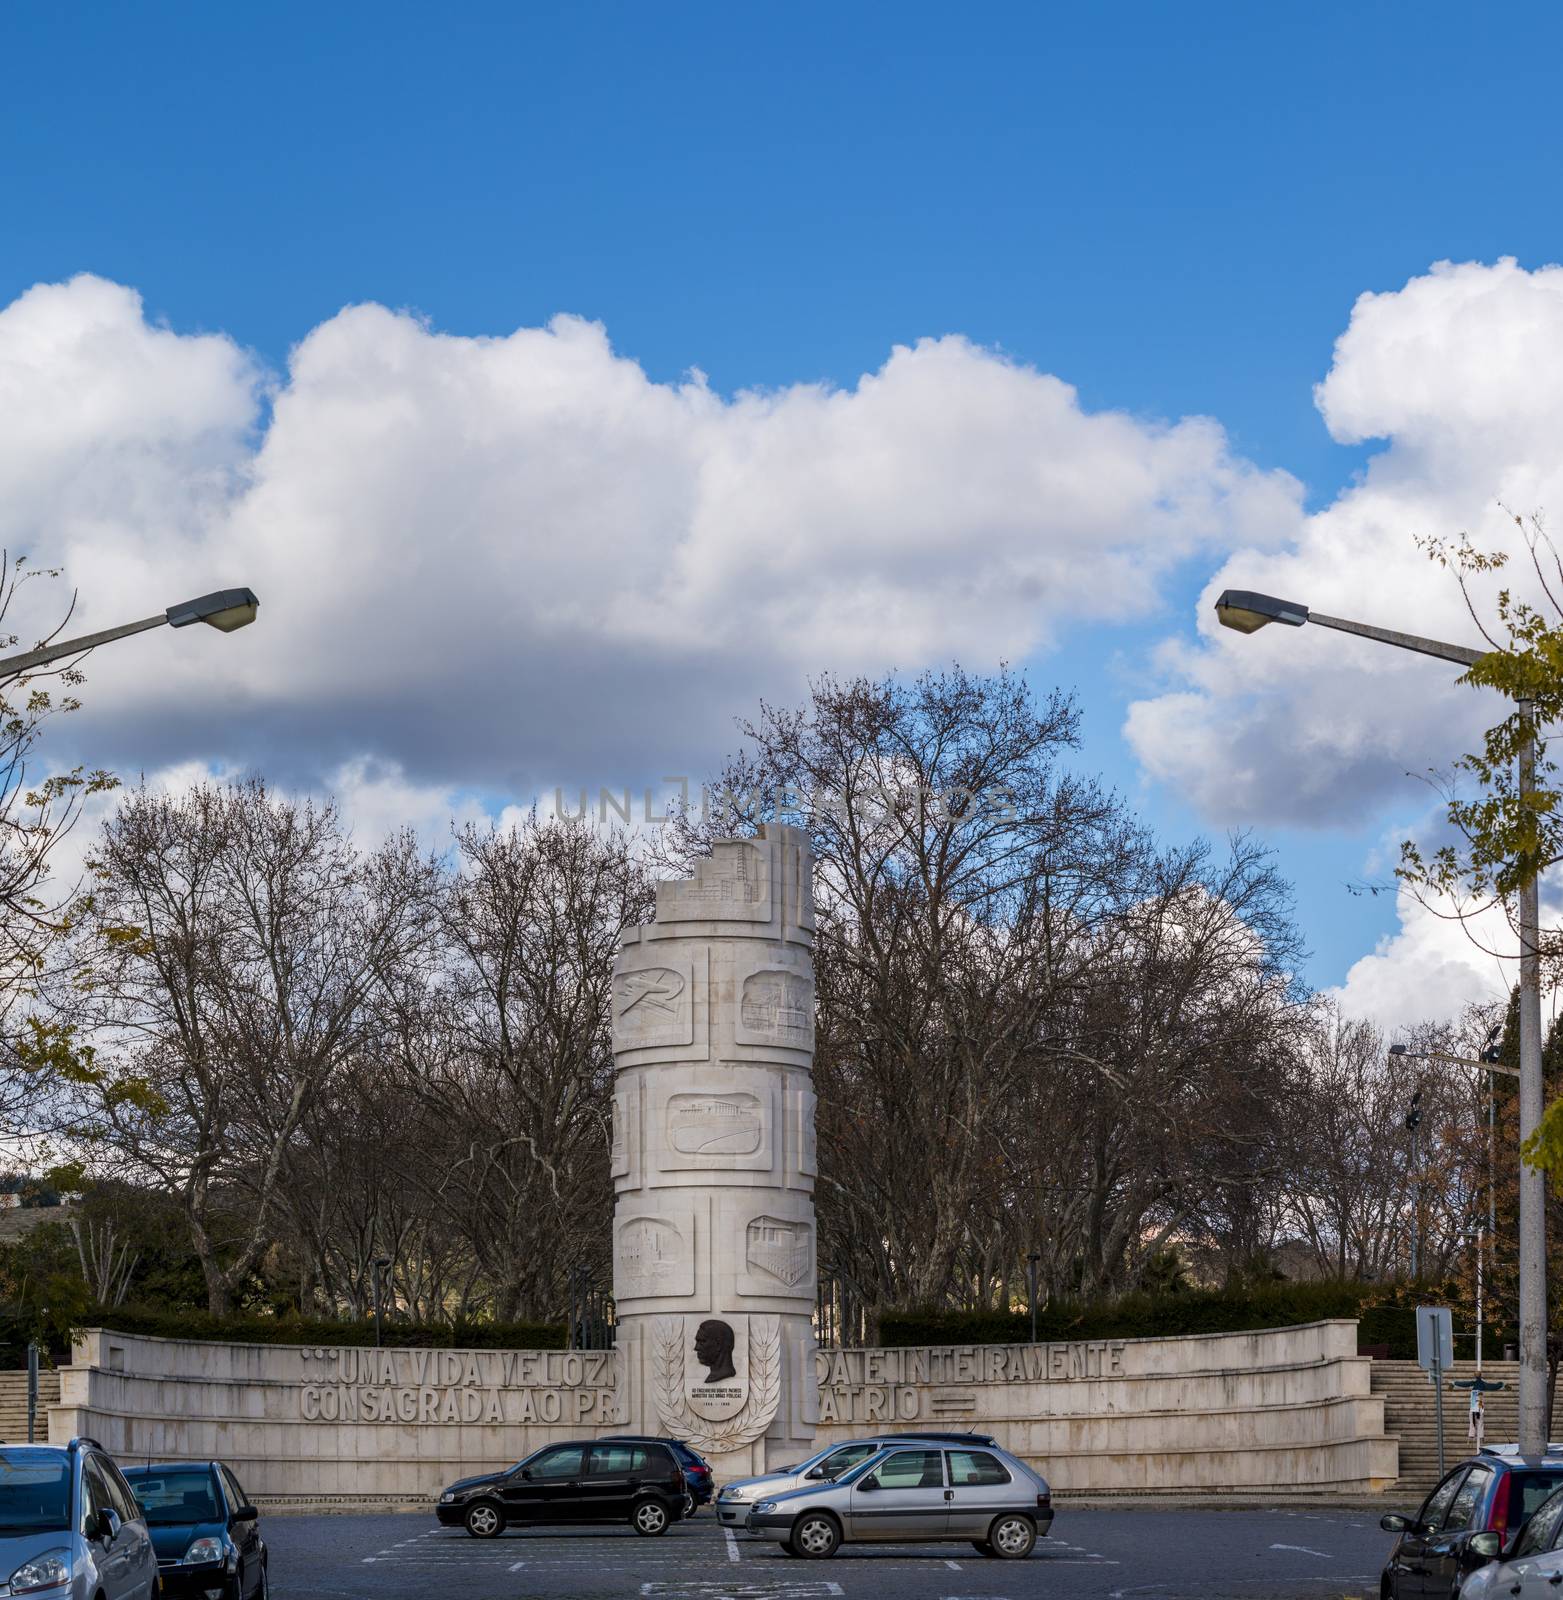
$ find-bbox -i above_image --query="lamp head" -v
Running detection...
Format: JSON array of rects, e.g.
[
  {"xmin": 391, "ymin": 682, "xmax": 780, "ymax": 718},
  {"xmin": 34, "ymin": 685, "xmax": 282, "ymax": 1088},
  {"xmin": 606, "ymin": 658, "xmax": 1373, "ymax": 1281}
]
[
  {"xmin": 166, "ymin": 587, "xmax": 260, "ymax": 633},
  {"xmin": 1215, "ymin": 589, "xmax": 1309, "ymax": 634}
]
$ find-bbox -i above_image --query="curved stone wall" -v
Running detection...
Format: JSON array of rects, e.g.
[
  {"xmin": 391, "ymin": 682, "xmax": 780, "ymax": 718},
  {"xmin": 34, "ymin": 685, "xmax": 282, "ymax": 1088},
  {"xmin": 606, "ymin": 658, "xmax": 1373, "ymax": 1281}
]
[{"xmin": 46, "ymin": 1318, "xmax": 1394, "ymax": 1508}]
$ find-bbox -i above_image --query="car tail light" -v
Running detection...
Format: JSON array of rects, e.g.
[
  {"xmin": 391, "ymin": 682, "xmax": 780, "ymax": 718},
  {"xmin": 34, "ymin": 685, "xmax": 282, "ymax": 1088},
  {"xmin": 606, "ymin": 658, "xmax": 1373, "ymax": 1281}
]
[
  {"xmin": 1037, "ymin": 1493, "xmax": 1051, "ymax": 1510},
  {"xmin": 1487, "ymin": 1473, "xmax": 1512, "ymax": 1532}
]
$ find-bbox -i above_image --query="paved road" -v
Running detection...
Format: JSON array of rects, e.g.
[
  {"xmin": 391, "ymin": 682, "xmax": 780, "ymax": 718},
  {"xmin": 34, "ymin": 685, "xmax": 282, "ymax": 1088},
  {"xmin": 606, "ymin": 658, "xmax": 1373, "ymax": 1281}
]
[{"xmin": 265, "ymin": 1506, "xmax": 1392, "ymax": 1599}]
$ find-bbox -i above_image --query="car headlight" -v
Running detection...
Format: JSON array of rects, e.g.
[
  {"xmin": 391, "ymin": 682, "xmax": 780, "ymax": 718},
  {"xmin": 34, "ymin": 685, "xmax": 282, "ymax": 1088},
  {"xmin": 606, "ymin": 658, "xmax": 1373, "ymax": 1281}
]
[
  {"xmin": 440, "ymin": 1492, "xmax": 456, "ymax": 1504},
  {"xmin": 184, "ymin": 1536, "xmax": 227, "ymax": 1565},
  {"xmin": 8, "ymin": 1549, "xmax": 71, "ymax": 1593},
  {"xmin": 754, "ymin": 1500, "xmax": 777, "ymax": 1513}
]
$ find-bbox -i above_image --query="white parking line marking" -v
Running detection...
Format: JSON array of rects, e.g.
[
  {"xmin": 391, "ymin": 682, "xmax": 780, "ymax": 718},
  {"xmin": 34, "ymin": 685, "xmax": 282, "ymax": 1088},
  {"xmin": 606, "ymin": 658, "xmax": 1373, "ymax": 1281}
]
[
  {"xmin": 726, "ymin": 1527, "xmax": 741, "ymax": 1562},
  {"xmin": 944, "ymin": 1558, "xmax": 961, "ymax": 1568},
  {"xmin": 509, "ymin": 1560, "xmax": 526, "ymax": 1570},
  {"xmin": 1270, "ymin": 1542, "xmax": 1332, "ymax": 1558}
]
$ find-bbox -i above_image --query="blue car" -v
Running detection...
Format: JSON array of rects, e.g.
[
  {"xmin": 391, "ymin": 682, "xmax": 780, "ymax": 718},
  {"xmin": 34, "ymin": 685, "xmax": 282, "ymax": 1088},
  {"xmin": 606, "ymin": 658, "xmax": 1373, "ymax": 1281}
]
[
  {"xmin": 121, "ymin": 1460, "xmax": 267, "ymax": 1599},
  {"xmin": 0, "ymin": 1438, "xmax": 158, "ymax": 1600}
]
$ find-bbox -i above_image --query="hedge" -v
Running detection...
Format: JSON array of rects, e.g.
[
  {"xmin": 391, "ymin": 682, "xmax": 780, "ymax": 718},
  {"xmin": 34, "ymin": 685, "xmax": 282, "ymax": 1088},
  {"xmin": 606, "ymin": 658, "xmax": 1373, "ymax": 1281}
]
[
  {"xmin": 878, "ymin": 1280, "xmax": 1499, "ymax": 1361},
  {"xmin": 63, "ymin": 1305, "xmax": 566, "ymax": 1352}
]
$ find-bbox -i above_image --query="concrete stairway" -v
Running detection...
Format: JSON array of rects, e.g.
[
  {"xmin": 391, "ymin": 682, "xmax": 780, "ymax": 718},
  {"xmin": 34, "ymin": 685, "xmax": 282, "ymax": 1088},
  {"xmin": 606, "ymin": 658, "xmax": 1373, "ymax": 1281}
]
[
  {"xmin": 0, "ymin": 1368, "xmax": 60, "ymax": 1443},
  {"xmin": 1371, "ymin": 1359, "xmax": 1563, "ymax": 1496}
]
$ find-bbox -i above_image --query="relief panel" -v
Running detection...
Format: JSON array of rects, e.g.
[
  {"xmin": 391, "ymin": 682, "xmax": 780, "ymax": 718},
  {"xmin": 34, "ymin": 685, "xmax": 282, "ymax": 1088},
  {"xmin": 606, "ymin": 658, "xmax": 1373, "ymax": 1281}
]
[
  {"xmin": 734, "ymin": 966, "xmax": 814, "ymax": 1051},
  {"xmin": 613, "ymin": 956, "xmax": 694, "ymax": 1051},
  {"xmin": 737, "ymin": 1212, "xmax": 815, "ymax": 1299},
  {"xmin": 614, "ymin": 1210, "xmax": 696, "ymax": 1300},
  {"xmin": 650, "ymin": 1077, "xmax": 777, "ymax": 1176},
  {"xmin": 657, "ymin": 839, "xmax": 771, "ymax": 924}
]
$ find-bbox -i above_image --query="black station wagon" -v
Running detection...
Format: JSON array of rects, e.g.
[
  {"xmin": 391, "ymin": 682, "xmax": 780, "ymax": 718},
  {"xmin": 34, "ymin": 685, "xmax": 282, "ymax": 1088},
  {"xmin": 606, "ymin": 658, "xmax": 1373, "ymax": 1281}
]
[{"xmin": 436, "ymin": 1439, "xmax": 689, "ymax": 1537}]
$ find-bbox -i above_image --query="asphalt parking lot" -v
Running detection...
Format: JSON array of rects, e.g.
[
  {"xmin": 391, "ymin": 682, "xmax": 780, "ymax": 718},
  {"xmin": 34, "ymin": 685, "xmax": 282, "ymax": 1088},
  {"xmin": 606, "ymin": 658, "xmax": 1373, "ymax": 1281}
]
[{"xmin": 267, "ymin": 1506, "xmax": 1392, "ymax": 1600}]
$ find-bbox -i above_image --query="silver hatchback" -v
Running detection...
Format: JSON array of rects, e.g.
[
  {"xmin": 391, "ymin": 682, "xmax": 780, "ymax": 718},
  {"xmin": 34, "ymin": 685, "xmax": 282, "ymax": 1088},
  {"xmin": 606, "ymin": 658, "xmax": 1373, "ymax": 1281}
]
[
  {"xmin": 717, "ymin": 1432, "xmax": 999, "ymax": 1528},
  {"xmin": 744, "ymin": 1441, "xmax": 1052, "ymax": 1560},
  {"xmin": 0, "ymin": 1439, "xmax": 158, "ymax": 1600}
]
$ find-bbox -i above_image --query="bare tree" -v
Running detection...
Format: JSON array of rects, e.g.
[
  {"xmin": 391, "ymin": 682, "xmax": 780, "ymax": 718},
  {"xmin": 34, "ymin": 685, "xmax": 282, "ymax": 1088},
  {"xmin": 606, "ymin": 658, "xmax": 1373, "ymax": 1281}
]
[{"xmin": 69, "ymin": 780, "xmax": 436, "ymax": 1314}]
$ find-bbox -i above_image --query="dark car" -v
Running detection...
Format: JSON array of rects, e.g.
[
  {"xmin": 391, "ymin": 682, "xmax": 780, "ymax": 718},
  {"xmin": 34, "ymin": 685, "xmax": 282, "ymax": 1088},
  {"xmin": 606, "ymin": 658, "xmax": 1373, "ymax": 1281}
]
[
  {"xmin": 436, "ymin": 1438, "xmax": 688, "ymax": 1537},
  {"xmin": 121, "ymin": 1459, "xmax": 266, "ymax": 1599},
  {"xmin": 599, "ymin": 1435, "xmax": 713, "ymax": 1508},
  {"xmin": 1380, "ymin": 1445, "xmax": 1563, "ymax": 1599}
]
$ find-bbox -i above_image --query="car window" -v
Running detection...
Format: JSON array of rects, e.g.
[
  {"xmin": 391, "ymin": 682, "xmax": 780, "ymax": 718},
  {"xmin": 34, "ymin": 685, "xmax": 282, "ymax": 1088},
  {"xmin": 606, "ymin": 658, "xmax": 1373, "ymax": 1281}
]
[
  {"xmin": 122, "ymin": 1468, "xmax": 222, "ymax": 1525},
  {"xmin": 1445, "ymin": 1465, "xmax": 1493, "ymax": 1532},
  {"xmin": 872, "ymin": 1450, "xmax": 945, "ymax": 1490},
  {"xmin": 0, "ymin": 1450, "xmax": 71, "ymax": 1534},
  {"xmin": 220, "ymin": 1465, "xmax": 249, "ymax": 1511},
  {"xmin": 80, "ymin": 1459, "xmax": 113, "ymax": 1536},
  {"xmin": 1418, "ymin": 1468, "xmax": 1468, "ymax": 1533},
  {"xmin": 1514, "ymin": 1487, "xmax": 1563, "ymax": 1556},
  {"xmin": 820, "ymin": 1445, "xmax": 879, "ymax": 1477},
  {"xmin": 948, "ymin": 1450, "xmax": 1011, "ymax": 1487},
  {"xmin": 1517, "ymin": 1472, "xmax": 1563, "ymax": 1527},
  {"xmin": 589, "ymin": 1445, "xmax": 648, "ymax": 1475},
  {"xmin": 100, "ymin": 1459, "xmax": 141, "ymax": 1525},
  {"xmin": 526, "ymin": 1447, "xmax": 583, "ymax": 1480}
]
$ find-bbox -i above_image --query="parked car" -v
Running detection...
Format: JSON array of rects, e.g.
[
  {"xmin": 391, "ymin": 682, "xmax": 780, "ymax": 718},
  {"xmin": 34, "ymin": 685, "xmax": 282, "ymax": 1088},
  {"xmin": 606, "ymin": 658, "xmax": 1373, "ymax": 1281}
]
[
  {"xmin": 599, "ymin": 1435, "xmax": 713, "ymax": 1508},
  {"xmin": 0, "ymin": 1438, "xmax": 158, "ymax": 1600},
  {"xmin": 1460, "ymin": 1480, "xmax": 1563, "ymax": 1599},
  {"xmin": 1380, "ymin": 1446, "xmax": 1563, "ymax": 1599},
  {"xmin": 122, "ymin": 1458, "xmax": 267, "ymax": 1598},
  {"xmin": 718, "ymin": 1432, "xmax": 1000, "ymax": 1527},
  {"xmin": 744, "ymin": 1440, "xmax": 1051, "ymax": 1559},
  {"xmin": 437, "ymin": 1438, "xmax": 689, "ymax": 1537}
]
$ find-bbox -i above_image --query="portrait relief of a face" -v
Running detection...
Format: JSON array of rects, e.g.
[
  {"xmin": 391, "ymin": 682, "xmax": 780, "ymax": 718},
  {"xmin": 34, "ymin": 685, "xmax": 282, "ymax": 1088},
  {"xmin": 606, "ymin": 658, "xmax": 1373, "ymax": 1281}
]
[{"xmin": 693, "ymin": 1318, "xmax": 737, "ymax": 1383}]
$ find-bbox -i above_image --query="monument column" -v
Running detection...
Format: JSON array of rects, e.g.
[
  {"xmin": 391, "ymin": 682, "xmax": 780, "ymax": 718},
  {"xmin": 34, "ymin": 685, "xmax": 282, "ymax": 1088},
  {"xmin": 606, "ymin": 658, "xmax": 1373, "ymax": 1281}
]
[{"xmin": 611, "ymin": 822, "xmax": 817, "ymax": 1475}]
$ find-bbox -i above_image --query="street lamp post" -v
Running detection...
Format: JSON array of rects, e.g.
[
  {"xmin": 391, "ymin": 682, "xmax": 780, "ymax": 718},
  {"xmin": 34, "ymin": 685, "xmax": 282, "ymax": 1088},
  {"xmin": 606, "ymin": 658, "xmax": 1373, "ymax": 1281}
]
[
  {"xmin": 0, "ymin": 587, "xmax": 260, "ymax": 678},
  {"xmin": 1217, "ymin": 588, "xmax": 1549, "ymax": 1455},
  {"xmin": 372, "ymin": 1257, "xmax": 392, "ymax": 1349}
]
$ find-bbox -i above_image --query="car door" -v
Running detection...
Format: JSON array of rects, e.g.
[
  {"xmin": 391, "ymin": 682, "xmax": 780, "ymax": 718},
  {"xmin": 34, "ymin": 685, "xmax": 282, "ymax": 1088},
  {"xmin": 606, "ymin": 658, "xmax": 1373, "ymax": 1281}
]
[
  {"xmin": 847, "ymin": 1449, "xmax": 949, "ymax": 1542},
  {"xmin": 220, "ymin": 1465, "xmax": 261, "ymax": 1596},
  {"xmin": 501, "ymin": 1445, "xmax": 585, "ymax": 1524},
  {"xmin": 582, "ymin": 1443, "xmax": 645, "ymax": 1521},
  {"xmin": 1389, "ymin": 1468, "xmax": 1466, "ymax": 1599},
  {"xmin": 1419, "ymin": 1463, "xmax": 1493, "ymax": 1599},
  {"xmin": 102, "ymin": 1458, "xmax": 157, "ymax": 1599},
  {"xmin": 944, "ymin": 1449, "xmax": 1015, "ymax": 1537},
  {"xmin": 82, "ymin": 1458, "xmax": 134, "ymax": 1600}
]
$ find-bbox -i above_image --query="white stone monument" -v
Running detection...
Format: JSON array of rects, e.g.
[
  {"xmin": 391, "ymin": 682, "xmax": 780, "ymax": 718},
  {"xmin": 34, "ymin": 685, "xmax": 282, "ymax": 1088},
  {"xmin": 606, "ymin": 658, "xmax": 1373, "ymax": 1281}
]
[{"xmin": 610, "ymin": 822, "xmax": 817, "ymax": 1474}]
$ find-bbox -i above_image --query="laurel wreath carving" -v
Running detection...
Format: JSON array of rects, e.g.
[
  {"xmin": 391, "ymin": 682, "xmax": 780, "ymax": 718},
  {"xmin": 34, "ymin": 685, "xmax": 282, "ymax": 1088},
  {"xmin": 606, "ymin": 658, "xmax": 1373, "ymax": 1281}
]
[{"xmin": 651, "ymin": 1315, "xmax": 782, "ymax": 1452}]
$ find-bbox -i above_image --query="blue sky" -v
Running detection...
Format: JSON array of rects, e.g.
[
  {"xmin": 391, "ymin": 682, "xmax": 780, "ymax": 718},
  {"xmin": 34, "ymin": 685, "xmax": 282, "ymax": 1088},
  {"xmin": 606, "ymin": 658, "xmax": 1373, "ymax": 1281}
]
[{"xmin": 4, "ymin": 0, "xmax": 1563, "ymax": 1003}]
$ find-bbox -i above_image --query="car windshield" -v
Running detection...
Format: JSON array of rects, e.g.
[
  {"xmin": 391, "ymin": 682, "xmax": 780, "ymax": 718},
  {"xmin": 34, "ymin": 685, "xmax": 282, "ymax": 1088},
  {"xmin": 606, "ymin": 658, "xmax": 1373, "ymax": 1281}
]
[
  {"xmin": 123, "ymin": 1468, "xmax": 221, "ymax": 1524},
  {"xmin": 833, "ymin": 1452, "xmax": 891, "ymax": 1487},
  {"xmin": 0, "ymin": 1450, "xmax": 70, "ymax": 1533}
]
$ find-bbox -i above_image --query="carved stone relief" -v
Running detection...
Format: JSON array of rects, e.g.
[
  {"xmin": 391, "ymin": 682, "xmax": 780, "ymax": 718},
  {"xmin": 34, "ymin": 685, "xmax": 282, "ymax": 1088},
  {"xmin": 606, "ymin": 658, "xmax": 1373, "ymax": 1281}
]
[
  {"xmin": 614, "ymin": 1213, "xmax": 694, "ymax": 1299},
  {"xmin": 667, "ymin": 1092, "xmax": 763, "ymax": 1156},
  {"xmin": 613, "ymin": 958, "xmax": 694, "ymax": 1050},
  {"xmin": 746, "ymin": 1215, "xmax": 813, "ymax": 1289},
  {"xmin": 735, "ymin": 967, "xmax": 814, "ymax": 1049}
]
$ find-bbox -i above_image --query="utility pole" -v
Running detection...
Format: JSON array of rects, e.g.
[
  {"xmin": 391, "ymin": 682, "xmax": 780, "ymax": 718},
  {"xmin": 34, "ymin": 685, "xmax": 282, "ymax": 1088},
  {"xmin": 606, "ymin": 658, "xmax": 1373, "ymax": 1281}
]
[
  {"xmin": 1219, "ymin": 590, "xmax": 1550, "ymax": 1455},
  {"xmin": 1517, "ymin": 703, "xmax": 1548, "ymax": 1452}
]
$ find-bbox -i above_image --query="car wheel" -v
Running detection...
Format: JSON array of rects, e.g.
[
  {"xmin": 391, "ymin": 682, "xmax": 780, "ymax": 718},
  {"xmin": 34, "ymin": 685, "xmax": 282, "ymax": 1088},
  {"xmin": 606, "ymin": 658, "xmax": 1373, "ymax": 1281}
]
[
  {"xmin": 465, "ymin": 1501, "xmax": 504, "ymax": 1539},
  {"xmin": 971, "ymin": 1539, "xmax": 994, "ymax": 1556},
  {"xmin": 789, "ymin": 1512, "xmax": 841, "ymax": 1559},
  {"xmin": 633, "ymin": 1499, "xmax": 670, "ymax": 1536},
  {"xmin": 988, "ymin": 1513, "xmax": 1036, "ymax": 1560}
]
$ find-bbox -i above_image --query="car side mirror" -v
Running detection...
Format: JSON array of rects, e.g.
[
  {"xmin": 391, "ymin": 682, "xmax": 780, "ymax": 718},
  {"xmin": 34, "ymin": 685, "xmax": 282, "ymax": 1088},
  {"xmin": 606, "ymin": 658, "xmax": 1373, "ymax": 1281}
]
[
  {"xmin": 1380, "ymin": 1513, "xmax": 1412, "ymax": 1533},
  {"xmin": 520, "ymin": 1468, "xmax": 533, "ymax": 1481},
  {"xmin": 97, "ymin": 1507, "xmax": 121, "ymax": 1543},
  {"xmin": 805, "ymin": 1467, "xmax": 825, "ymax": 1480},
  {"xmin": 1466, "ymin": 1530, "xmax": 1502, "ymax": 1563},
  {"xmin": 230, "ymin": 1504, "xmax": 258, "ymax": 1525},
  {"xmin": 857, "ymin": 1475, "xmax": 879, "ymax": 1492}
]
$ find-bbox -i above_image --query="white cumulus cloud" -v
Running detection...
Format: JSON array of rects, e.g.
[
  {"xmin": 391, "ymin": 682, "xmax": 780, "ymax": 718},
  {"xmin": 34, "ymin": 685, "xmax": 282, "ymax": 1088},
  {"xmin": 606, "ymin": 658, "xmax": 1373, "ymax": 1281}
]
[{"xmin": 0, "ymin": 274, "xmax": 1301, "ymax": 801}]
